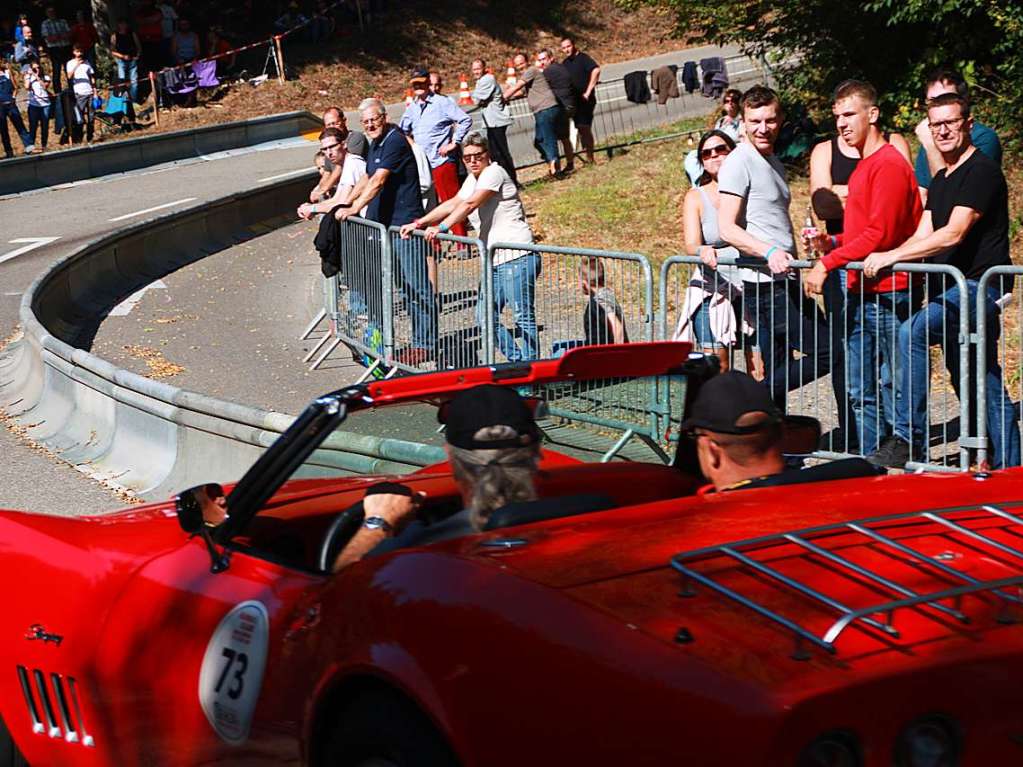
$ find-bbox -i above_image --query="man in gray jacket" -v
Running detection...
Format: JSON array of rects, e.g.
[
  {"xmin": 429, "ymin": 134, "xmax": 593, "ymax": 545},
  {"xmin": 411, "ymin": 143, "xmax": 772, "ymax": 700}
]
[{"xmin": 470, "ymin": 58, "xmax": 517, "ymax": 187}]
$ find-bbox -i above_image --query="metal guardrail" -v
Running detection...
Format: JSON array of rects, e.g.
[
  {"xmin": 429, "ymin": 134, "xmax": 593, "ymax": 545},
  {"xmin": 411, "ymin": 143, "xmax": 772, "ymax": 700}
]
[{"xmin": 975, "ymin": 266, "xmax": 1023, "ymax": 469}]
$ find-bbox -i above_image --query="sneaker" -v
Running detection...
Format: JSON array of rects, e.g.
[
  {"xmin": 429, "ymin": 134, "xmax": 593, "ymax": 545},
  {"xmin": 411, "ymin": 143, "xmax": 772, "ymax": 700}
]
[
  {"xmin": 867, "ymin": 436, "xmax": 911, "ymax": 469},
  {"xmin": 23, "ymin": 144, "xmax": 34, "ymax": 155}
]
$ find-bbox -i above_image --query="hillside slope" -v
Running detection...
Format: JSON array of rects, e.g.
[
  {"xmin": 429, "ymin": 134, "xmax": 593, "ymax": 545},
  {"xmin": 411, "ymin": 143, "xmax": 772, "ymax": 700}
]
[{"xmin": 152, "ymin": 0, "xmax": 684, "ymax": 134}]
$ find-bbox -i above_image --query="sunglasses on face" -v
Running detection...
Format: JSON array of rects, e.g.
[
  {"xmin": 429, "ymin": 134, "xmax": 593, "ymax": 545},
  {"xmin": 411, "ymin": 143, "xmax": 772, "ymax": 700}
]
[
  {"xmin": 462, "ymin": 151, "xmax": 487, "ymax": 162},
  {"xmin": 700, "ymin": 145, "xmax": 731, "ymax": 159}
]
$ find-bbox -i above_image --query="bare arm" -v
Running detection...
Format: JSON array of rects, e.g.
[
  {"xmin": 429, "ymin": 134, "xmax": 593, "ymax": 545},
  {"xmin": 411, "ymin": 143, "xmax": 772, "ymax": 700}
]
[
  {"xmin": 870, "ymin": 207, "xmax": 979, "ymax": 267},
  {"xmin": 915, "ymin": 119, "xmax": 944, "ymax": 177},
  {"xmin": 502, "ymin": 79, "xmax": 526, "ymax": 100},
  {"xmin": 809, "ymin": 140, "xmax": 844, "ymax": 222},
  {"xmin": 332, "ymin": 492, "xmax": 422, "ymax": 572},
  {"xmin": 888, "ymin": 132, "xmax": 912, "ymax": 166},
  {"xmin": 584, "ymin": 65, "xmax": 600, "ymax": 100},
  {"xmin": 310, "ymin": 165, "xmax": 342, "ymax": 203},
  {"xmin": 682, "ymin": 188, "xmax": 705, "ymax": 256},
  {"xmin": 336, "ymin": 168, "xmax": 387, "ymax": 220},
  {"xmin": 607, "ymin": 310, "xmax": 626, "ymax": 344}
]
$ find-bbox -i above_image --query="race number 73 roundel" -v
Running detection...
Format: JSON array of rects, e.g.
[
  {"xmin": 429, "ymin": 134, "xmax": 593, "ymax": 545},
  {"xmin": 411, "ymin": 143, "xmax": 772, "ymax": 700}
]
[{"xmin": 198, "ymin": 600, "xmax": 270, "ymax": 744}]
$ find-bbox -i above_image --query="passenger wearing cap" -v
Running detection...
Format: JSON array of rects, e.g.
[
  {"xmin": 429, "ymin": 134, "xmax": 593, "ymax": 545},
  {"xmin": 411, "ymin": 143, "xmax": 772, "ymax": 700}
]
[
  {"xmin": 331, "ymin": 385, "xmax": 543, "ymax": 571},
  {"xmin": 683, "ymin": 371, "xmax": 880, "ymax": 492}
]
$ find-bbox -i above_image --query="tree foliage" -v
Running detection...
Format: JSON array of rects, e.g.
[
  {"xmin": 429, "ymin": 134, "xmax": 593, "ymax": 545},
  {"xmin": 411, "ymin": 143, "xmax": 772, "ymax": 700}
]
[{"xmin": 622, "ymin": 0, "xmax": 1022, "ymax": 151}]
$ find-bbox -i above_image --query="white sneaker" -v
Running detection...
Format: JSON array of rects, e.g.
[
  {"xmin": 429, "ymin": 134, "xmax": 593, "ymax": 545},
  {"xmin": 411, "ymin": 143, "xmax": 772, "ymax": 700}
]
[{"xmin": 23, "ymin": 144, "xmax": 34, "ymax": 155}]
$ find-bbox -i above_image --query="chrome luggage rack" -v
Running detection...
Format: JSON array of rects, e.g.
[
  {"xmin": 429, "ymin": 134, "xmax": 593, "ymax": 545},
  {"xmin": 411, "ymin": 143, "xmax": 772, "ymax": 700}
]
[{"xmin": 671, "ymin": 504, "xmax": 1023, "ymax": 660}]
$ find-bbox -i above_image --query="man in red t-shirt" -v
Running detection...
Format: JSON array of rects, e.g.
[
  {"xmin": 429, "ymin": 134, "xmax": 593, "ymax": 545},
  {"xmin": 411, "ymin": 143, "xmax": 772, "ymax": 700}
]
[{"xmin": 803, "ymin": 79, "xmax": 922, "ymax": 455}]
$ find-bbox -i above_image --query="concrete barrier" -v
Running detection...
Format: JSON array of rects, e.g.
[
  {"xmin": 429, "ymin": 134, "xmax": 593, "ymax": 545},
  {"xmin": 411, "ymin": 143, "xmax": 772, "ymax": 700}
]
[
  {"xmin": 0, "ymin": 111, "xmax": 321, "ymax": 197},
  {"xmin": 0, "ymin": 171, "xmax": 445, "ymax": 502}
]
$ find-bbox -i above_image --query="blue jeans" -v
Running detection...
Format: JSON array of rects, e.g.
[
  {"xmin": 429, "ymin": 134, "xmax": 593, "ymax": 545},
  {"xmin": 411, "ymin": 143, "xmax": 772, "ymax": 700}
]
[
  {"xmin": 394, "ymin": 236, "xmax": 437, "ymax": 350},
  {"xmin": 27, "ymin": 104, "xmax": 50, "ymax": 148},
  {"xmin": 0, "ymin": 101, "xmax": 32, "ymax": 155},
  {"xmin": 847, "ymin": 290, "xmax": 916, "ymax": 455},
  {"xmin": 744, "ymin": 278, "xmax": 833, "ymax": 408},
  {"xmin": 533, "ymin": 105, "xmax": 561, "ymax": 165},
  {"xmin": 894, "ymin": 281, "xmax": 1020, "ymax": 468},
  {"xmin": 117, "ymin": 58, "xmax": 139, "ymax": 103},
  {"xmin": 477, "ymin": 254, "xmax": 541, "ymax": 361}
]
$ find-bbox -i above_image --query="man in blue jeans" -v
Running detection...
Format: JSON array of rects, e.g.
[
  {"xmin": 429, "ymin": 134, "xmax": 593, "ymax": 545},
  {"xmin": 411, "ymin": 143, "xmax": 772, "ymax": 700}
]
[
  {"xmin": 0, "ymin": 59, "xmax": 34, "ymax": 157},
  {"xmin": 803, "ymin": 80, "xmax": 922, "ymax": 455},
  {"xmin": 338, "ymin": 97, "xmax": 434, "ymax": 367},
  {"xmin": 864, "ymin": 93, "xmax": 1020, "ymax": 469}
]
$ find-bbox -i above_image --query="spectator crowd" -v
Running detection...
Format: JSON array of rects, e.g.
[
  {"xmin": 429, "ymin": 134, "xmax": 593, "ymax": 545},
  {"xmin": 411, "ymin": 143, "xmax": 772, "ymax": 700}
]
[{"xmin": 298, "ymin": 49, "xmax": 1017, "ymax": 472}]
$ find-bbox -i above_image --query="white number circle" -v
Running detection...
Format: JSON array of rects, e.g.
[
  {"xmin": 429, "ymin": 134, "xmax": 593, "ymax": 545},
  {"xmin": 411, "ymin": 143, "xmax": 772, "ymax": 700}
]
[{"xmin": 198, "ymin": 600, "xmax": 270, "ymax": 744}]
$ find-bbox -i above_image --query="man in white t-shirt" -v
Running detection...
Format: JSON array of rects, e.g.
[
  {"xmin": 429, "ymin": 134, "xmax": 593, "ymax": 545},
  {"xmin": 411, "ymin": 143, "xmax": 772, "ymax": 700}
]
[
  {"xmin": 717, "ymin": 85, "xmax": 832, "ymax": 410},
  {"xmin": 297, "ymin": 127, "xmax": 368, "ymax": 219},
  {"xmin": 400, "ymin": 131, "xmax": 538, "ymax": 361},
  {"xmin": 64, "ymin": 45, "xmax": 96, "ymax": 143}
]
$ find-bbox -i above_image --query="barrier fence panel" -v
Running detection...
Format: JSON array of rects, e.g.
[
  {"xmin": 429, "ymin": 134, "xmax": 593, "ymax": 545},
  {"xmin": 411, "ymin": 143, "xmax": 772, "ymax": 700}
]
[
  {"xmin": 308, "ymin": 216, "xmax": 392, "ymax": 378},
  {"xmin": 385, "ymin": 228, "xmax": 489, "ymax": 375},
  {"xmin": 485, "ymin": 242, "xmax": 664, "ymax": 460},
  {"xmin": 658, "ymin": 255, "xmax": 972, "ymax": 471},
  {"xmin": 975, "ymin": 266, "xmax": 1023, "ymax": 470}
]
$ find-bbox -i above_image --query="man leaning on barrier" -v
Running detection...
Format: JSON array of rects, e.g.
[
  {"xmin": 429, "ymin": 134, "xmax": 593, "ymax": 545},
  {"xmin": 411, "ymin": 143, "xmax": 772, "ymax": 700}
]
[
  {"xmin": 803, "ymin": 80, "xmax": 922, "ymax": 456},
  {"xmin": 717, "ymin": 85, "xmax": 834, "ymax": 410},
  {"xmin": 338, "ymin": 98, "xmax": 436, "ymax": 367},
  {"xmin": 863, "ymin": 93, "xmax": 1020, "ymax": 469}
]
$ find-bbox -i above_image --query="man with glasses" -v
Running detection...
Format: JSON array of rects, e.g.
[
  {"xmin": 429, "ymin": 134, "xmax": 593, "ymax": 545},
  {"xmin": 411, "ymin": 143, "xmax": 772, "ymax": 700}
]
[
  {"xmin": 340, "ymin": 98, "xmax": 435, "ymax": 367},
  {"xmin": 310, "ymin": 107, "xmax": 367, "ymax": 203},
  {"xmin": 297, "ymin": 127, "xmax": 366, "ymax": 218},
  {"xmin": 914, "ymin": 69, "xmax": 1001, "ymax": 201},
  {"xmin": 399, "ymin": 66, "xmax": 472, "ymax": 236},
  {"xmin": 864, "ymin": 93, "xmax": 1019, "ymax": 469}
]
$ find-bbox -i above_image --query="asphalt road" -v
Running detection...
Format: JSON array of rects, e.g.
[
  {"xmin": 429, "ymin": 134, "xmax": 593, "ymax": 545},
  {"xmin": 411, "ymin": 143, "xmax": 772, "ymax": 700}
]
[{"xmin": 0, "ymin": 42, "xmax": 755, "ymax": 513}]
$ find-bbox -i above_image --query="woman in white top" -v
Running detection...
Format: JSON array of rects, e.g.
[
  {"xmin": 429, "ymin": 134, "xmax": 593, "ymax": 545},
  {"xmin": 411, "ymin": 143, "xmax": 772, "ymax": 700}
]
[
  {"xmin": 400, "ymin": 131, "xmax": 539, "ymax": 361},
  {"xmin": 24, "ymin": 59, "xmax": 51, "ymax": 150},
  {"xmin": 65, "ymin": 44, "xmax": 96, "ymax": 142},
  {"xmin": 676, "ymin": 129, "xmax": 761, "ymax": 376}
]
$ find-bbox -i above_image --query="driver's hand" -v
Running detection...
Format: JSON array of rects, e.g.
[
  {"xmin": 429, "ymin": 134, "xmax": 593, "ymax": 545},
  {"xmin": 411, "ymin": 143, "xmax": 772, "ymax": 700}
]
[{"xmin": 363, "ymin": 487, "xmax": 425, "ymax": 532}]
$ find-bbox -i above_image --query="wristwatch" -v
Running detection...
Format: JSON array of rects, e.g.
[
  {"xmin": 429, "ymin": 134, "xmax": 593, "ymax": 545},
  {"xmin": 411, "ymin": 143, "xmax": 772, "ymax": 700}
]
[{"xmin": 363, "ymin": 516, "xmax": 394, "ymax": 535}]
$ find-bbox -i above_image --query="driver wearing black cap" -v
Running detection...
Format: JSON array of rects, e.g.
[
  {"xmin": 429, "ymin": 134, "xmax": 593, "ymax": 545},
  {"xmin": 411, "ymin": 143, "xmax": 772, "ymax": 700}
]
[
  {"xmin": 683, "ymin": 371, "xmax": 880, "ymax": 492},
  {"xmin": 332, "ymin": 384, "xmax": 543, "ymax": 570}
]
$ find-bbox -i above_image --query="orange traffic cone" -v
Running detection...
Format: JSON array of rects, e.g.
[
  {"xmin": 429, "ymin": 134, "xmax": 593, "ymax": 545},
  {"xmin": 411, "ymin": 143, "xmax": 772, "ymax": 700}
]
[
  {"xmin": 405, "ymin": 88, "xmax": 414, "ymax": 107},
  {"xmin": 458, "ymin": 74, "xmax": 473, "ymax": 106},
  {"xmin": 505, "ymin": 60, "xmax": 517, "ymax": 86}
]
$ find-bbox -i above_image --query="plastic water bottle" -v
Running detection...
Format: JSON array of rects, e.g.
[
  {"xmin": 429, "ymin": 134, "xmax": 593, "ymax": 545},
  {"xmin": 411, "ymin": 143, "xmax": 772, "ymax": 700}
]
[{"xmin": 801, "ymin": 205, "xmax": 820, "ymax": 259}]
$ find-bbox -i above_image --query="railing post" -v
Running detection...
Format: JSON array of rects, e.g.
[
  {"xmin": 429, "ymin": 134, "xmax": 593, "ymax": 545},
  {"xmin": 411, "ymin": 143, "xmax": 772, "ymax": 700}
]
[
  {"xmin": 380, "ymin": 221, "xmax": 395, "ymax": 365},
  {"xmin": 482, "ymin": 245, "xmax": 496, "ymax": 365}
]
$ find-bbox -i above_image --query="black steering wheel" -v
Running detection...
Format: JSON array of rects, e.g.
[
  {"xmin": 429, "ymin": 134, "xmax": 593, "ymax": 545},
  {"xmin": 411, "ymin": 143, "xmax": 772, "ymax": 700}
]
[{"xmin": 318, "ymin": 502, "xmax": 366, "ymax": 572}]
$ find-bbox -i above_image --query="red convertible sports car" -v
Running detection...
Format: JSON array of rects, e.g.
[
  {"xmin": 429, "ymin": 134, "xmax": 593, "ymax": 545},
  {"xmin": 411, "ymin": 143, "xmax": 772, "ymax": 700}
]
[{"xmin": 3, "ymin": 342, "xmax": 1023, "ymax": 767}]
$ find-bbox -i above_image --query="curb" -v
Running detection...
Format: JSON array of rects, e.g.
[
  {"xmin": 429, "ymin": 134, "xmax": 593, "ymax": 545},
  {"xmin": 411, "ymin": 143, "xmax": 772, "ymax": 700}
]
[{"xmin": 0, "ymin": 171, "xmax": 444, "ymax": 501}]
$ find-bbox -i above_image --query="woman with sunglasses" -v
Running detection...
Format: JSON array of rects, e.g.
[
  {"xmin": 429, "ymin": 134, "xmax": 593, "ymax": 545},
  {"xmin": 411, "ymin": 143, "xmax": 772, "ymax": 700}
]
[
  {"xmin": 400, "ymin": 131, "xmax": 540, "ymax": 362},
  {"xmin": 674, "ymin": 129, "xmax": 761, "ymax": 376},
  {"xmin": 685, "ymin": 89, "xmax": 744, "ymax": 185}
]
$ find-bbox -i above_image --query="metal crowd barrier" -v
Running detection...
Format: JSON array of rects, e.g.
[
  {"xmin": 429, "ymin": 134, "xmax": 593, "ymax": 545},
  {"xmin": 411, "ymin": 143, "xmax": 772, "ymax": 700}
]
[
  {"xmin": 304, "ymin": 216, "xmax": 392, "ymax": 379},
  {"xmin": 659, "ymin": 255, "xmax": 972, "ymax": 471},
  {"xmin": 385, "ymin": 227, "xmax": 490, "ymax": 374},
  {"xmin": 976, "ymin": 266, "xmax": 1023, "ymax": 469}
]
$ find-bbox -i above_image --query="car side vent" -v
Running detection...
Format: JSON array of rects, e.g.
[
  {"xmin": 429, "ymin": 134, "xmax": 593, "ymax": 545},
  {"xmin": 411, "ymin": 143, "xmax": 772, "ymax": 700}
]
[{"xmin": 15, "ymin": 666, "xmax": 94, "ymax": 747}]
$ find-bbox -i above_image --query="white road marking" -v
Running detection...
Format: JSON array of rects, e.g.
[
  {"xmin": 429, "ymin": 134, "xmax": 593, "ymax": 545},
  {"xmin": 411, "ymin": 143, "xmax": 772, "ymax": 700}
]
[
  {"xmin": 108, "ymin": 280, "xmax": 167, "ymax": 316},
  {"xmin": 107, "ymin": 198, "xmax": 197, "ymax": 222},
  {"xmin": 257, "ymin": 168, "xmax": 312, "ymax": 183},
  {"xmin": 0, "ymin": 237, "xmax": 61, "ymax": 265}
]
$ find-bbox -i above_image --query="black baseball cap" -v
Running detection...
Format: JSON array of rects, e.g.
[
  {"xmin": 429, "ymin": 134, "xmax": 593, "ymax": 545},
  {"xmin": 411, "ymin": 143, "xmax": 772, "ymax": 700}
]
[
  {"xmin": 410, "ymin": 66, "xmax": 429, "ymax": 86},
  {"xmin": 442, "ymin": 385, "xmax": 541, "ymax": 450},
  {"xmin": 681, "ymin": 371, "xmax": 782, "ymax": 435}
]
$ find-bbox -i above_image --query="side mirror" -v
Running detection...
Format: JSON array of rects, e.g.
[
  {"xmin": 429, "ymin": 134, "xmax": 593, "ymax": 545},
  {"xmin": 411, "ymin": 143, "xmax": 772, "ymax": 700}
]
[
  {"xmin": 781, "ymin": 415, "xmax": 821, "ymax": 456},
  {"xmin": 175, "ymin": 483, "xmax": 227, "ymax": 533}
]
